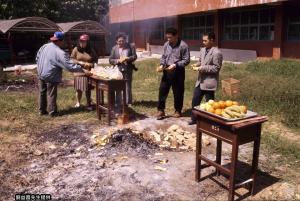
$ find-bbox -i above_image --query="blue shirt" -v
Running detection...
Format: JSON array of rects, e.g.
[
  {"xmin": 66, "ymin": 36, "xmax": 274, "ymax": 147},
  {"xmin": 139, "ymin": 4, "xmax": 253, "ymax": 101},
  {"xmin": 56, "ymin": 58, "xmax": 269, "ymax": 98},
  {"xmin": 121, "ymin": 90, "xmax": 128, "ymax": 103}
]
[{"xmin": 36, "ymin": 42, "xmax": 83, "ymax": 83}]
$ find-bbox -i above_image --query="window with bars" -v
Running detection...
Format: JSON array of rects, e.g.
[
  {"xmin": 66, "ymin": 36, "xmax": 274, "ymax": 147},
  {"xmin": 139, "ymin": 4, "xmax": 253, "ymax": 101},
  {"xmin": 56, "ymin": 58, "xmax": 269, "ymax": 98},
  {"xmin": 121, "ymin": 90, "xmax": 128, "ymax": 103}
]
[
  {"xmin": 181, "ymin": 14, "xmax": 214, "ymax": 40},
  {"xmin": 223, "ymin": 9, "xmax": 275, "ymax": 41},
  {"xmin": 287, "ymin": 9, "xmax": 300, "ymax": 41}
]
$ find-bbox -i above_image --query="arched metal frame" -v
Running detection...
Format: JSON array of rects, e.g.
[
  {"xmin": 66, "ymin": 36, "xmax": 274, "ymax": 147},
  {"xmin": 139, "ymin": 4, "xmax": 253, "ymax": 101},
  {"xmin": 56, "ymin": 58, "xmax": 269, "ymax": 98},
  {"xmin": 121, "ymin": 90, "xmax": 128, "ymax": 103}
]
[
  {"xmin": 58, "ymin": 20, "xmax": 107, "ymax": 35},
  {"xmin": 0, "ymin": 17, "xmax": 60, "ymax": 34}
]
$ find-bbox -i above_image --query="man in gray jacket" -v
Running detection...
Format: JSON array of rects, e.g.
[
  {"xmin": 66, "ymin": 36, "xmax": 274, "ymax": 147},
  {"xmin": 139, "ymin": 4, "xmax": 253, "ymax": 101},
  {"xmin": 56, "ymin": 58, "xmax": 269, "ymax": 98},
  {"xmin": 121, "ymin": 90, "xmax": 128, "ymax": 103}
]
[
  {"xmin": 156, "ymin": 27, "xmax": 190, "ymax": 120},
  {"xmin": 36, "ymin": 32, "xmax": 91, "ymax": 117},
  {"xmin": 189, "ymin": 32, "xmax": 223, "ymax": 125}
]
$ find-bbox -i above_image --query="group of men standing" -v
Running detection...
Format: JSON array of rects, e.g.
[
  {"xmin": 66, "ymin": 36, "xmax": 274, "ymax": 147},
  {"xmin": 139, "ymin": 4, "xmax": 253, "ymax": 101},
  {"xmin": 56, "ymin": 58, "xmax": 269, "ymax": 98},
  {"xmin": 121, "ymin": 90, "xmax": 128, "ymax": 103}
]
[
  {"xmin": 156, "ymin": 27, "xmax": 223, "ymax": 125},
  {"xmin": 35, "ymin": 27, "xmax": 223, "ymax": 124}
]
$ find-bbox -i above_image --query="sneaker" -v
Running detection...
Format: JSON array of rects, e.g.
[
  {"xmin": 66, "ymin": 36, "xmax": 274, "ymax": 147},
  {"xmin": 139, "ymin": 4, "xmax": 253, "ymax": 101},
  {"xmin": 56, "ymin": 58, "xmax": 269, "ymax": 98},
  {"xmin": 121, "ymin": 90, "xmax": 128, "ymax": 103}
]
[
  {"xmin": 49, "ymin": 112, "xmax": 60, "ymax": 117},
  {"xmin": 156, "ymin": 110, "xmax": 165, "ymax": 120},
  {"xmin": 188, "ymin": 120, "xmax": 197, "ymax": 125},
  {"xmin": 173, "ymin": 111, "xmax": 182, "ymax": 118},
  {"xmin": 74, "ymin": 103, "xmax": 81, "ymax": 108},
  {"xmin": 39, "ymin": 111, "xmax": 48, "ymax": 116}
]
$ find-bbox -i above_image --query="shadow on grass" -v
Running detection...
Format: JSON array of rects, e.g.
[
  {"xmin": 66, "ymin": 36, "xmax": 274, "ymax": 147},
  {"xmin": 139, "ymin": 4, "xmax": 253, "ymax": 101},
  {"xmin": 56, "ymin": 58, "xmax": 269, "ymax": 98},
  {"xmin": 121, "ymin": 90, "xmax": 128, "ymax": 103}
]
[
  {"xmin": 132, "ymin": 100, "xmax": 158, "ymax": 108},
  {"xmin": 198, "ymin": 160, "xmax": 280, "ymax": 201},
  {"xmin": 182, "ymin": 108, "xmax": 192, "ymax": 118},
  {"xmin": 128, "ymin": 107, "xmax": 148, "ymax": 121},
  {"xmin": 59, "ymin": 106, "xmax": 91, "ymax": 116}
]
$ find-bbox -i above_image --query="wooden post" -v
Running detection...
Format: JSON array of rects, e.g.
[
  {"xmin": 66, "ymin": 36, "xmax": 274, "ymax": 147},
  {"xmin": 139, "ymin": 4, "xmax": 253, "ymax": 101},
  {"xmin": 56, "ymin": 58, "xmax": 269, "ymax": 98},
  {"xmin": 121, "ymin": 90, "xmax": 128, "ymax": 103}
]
[{"xmin": 273, "ymin": 3, "xmax": 284, "ymax": 59}]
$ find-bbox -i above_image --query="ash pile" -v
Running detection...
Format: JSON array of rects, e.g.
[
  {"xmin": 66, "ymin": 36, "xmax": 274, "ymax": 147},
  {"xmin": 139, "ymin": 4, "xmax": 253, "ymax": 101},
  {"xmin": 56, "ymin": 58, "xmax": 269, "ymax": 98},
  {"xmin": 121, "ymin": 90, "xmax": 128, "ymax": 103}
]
[
  {"xmin": 92, "ymin": 129, "xmax": 159, "ymax": 157},
  {"xmin": 91, "ymin": 124, "xmax": 211, "ymax": 155}
]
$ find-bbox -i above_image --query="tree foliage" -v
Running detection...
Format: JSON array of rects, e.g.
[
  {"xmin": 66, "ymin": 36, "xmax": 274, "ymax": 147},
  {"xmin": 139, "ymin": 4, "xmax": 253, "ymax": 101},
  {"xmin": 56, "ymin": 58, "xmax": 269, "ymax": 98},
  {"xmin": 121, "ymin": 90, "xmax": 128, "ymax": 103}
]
[{"xmin": 0, "ymin": 0, "xmax": 109, "ymax": 22}]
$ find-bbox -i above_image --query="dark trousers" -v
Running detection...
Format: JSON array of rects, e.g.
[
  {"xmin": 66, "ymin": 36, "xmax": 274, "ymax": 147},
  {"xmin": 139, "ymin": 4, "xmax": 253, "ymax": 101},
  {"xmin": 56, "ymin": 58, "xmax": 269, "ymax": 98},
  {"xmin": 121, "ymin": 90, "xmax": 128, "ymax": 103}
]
[
  {"xmin": 158, "ymin": 70, "xmax": 185, "ymax": 112},
  {"xmin": 115, "ymin": 69, "xmax": 133, "ymax": 113},
  {"xmin": 116, "ymin": 68, "xmax": 133, "ymax": 105},
  {"xmin": 191, "ymin": 87, "xmax": 215, "ymax": 121},
  {"xmin": 39, "ymin": 79, "xmax": 58, "ymax": 114}
]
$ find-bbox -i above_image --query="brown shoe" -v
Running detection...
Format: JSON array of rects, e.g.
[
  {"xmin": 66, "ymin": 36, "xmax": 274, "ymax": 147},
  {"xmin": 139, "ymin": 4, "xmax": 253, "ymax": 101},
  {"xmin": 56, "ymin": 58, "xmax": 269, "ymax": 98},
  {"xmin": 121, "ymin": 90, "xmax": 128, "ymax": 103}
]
[
  {"xmin": 156, "ymin": 110, "xmax": 165, "ymax": 120},
  {"xmin": 173, "ymin": 111, "xmax": 182, "ymax": 118}
]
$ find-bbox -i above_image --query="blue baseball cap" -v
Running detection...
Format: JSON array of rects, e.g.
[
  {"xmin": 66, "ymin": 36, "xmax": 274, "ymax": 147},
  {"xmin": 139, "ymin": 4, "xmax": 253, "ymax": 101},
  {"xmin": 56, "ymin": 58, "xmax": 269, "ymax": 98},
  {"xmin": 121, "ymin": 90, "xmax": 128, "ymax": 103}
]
[{"xmin": 50, "ymin": 32, "xmax": 64, "ymax": 41}]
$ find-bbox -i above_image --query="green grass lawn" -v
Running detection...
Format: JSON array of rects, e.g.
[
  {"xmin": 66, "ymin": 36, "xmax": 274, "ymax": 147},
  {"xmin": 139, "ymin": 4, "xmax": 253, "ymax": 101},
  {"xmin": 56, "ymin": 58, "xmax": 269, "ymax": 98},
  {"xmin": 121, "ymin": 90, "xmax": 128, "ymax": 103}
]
[
  {"xmin": 133, "ymin": 58, "xmax": 300, "ymax": 128},
  {"xmin": 0, "ymin": 58, "xmax": 299, "ymax": 163}
]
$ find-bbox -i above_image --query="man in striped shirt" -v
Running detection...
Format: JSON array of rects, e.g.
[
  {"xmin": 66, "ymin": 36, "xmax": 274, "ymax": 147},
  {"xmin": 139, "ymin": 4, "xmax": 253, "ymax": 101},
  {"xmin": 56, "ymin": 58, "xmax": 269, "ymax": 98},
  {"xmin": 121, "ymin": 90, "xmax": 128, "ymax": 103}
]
[{"xmin": 36, "ymin": 32, "xmax": 91, "ymax": 117}]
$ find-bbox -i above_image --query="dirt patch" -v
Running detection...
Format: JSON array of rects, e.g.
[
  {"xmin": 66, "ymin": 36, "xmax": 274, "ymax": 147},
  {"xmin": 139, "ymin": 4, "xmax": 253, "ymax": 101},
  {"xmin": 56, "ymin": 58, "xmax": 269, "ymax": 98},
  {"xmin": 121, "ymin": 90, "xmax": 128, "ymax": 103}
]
[
  {"xmin": 0, "ymin": 120, "xmax": 299, "ymax": 201},
  {"xmin": 0, "ymin": 119, "xmax": 10, "ymax": 128},
  {"xmin": 265, "ymin": 121, "xmax": 300, "ymax": 143},
  {"xmin": 0, "ymin": 79, "xmax": 37, "ymax": 92}
]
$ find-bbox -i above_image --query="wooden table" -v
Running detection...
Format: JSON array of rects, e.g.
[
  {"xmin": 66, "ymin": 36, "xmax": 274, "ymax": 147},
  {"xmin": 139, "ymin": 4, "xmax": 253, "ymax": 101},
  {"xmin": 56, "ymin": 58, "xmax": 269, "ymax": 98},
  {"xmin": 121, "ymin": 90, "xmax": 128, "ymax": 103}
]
[
  {"xmin": 90, "ymin": 76, "xmax": 128, "ymax": 125},
  {"xmin": 192, "ymin": 109, "xmax": 268, "ymax": 201}
]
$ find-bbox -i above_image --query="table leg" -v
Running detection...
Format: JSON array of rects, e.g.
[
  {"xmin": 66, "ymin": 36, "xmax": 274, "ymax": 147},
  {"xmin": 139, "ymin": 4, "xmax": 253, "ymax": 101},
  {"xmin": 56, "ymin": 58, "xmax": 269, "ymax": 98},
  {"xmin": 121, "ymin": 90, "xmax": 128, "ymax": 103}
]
[
  {"xmin": 195, "ymin": 121, "xmax": 202, "ymax": 182},
  {"xmin": 100, "ymin": 90, "xmax": 104, "ymax": 105},
  {"xmin": 229, "ymin": 137, "xmax": 239, "ymax": 201},
  {"xmin": 110, "ymin": 90, "xmax": 115, "ymax": 113},
  {"xmin": 95, "ymin": 82, "xmax": 100, "ymax": 120},
  {"xmin": 251, "ymin": 124, "xmax": 261, "ymax": 195},
  {"xmin": 216, "ymin": 139, "xmax": 222, "ymax": 176},
  {"xmin": 107, "ymin": 86, "xmax": 111, "ymax": 126},
  {"xmin": 122, "ymin": 87, "xmax": 127, "ymax": 115}
]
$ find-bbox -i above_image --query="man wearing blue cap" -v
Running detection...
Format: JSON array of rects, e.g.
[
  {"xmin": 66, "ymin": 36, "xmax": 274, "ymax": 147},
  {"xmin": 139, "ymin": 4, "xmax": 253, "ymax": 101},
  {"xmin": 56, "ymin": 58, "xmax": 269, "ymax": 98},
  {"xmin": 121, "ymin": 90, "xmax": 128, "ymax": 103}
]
[{"xmin": 36, "ymin": 32, "xmax": 92, "ymax": 117}]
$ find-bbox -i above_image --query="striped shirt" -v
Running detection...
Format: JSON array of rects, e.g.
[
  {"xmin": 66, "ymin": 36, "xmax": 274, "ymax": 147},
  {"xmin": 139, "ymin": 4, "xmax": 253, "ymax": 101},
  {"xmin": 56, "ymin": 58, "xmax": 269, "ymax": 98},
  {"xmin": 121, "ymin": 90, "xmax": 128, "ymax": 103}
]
[{"xmin": 36, "ymin": 42, "xmax": 83, "ymax": 83}]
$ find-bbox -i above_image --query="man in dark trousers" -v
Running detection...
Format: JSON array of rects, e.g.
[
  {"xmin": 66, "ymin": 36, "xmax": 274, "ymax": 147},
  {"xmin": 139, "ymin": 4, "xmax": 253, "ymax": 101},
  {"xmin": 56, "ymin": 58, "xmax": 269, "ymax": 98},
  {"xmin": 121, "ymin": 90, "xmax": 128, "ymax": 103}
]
[
  {"xmin": 188, "ymin": 32, "xmax": 223, "ymax": 125},
  {"xmin": 156, "ymin": 27, "xmax": 190, "ymax": 120},
  {"xmin": 36, "ymin": 32, "xmax": 91, "ymax": 117}
]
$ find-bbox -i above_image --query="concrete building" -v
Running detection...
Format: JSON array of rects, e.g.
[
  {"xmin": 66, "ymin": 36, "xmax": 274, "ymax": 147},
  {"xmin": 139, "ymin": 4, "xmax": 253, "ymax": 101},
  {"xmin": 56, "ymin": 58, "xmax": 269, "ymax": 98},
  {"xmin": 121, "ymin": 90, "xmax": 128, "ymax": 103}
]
[{"xmin": 109, "ymin": 0, "xmax": 300, "ymax": 59}]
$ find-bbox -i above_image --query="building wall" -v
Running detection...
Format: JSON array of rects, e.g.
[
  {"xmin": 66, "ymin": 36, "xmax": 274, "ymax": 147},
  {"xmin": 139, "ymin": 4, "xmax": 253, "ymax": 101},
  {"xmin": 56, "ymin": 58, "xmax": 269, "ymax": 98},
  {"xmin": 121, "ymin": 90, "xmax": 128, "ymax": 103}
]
[
  {"xmin": 110, "ymin": 0, "xmax": 286, "ymax": 23},
  {"xmin": 220, "ymin": 41, "xmax": 274, "ymax": 57},
  {"xmin": 282, "ymin": 42, "xmax": 300, "ymax": 59},
  {"xmin": 110, "ymin": 1, "xmax": 300, "ymax": 59}
]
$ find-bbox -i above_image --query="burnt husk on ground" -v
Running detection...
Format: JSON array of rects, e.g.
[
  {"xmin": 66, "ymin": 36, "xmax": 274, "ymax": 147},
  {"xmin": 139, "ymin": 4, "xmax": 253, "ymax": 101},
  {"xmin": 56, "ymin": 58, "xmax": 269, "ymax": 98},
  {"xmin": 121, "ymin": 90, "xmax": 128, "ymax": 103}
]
[{"xmin": 101, "ymin": 129, "xmax": 160, "ymax": 157}]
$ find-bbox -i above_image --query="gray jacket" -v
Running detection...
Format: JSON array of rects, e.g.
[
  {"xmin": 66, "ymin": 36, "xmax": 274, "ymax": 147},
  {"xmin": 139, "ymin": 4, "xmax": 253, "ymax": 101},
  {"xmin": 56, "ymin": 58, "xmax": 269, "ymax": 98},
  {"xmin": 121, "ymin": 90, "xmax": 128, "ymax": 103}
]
[
  {"xmin": 109, "ymin": 43, "xmax": 137, "ymax": 73},
  {"xmin": 160, "ymin": 39, "xmax": 190, "ymax": 69},
  {"xmin": 36, "ymin": 42, "xmax": 83, "ymax": 83},
  {"xmin": 195, "ymin": 47, "xmax": 223, "ymax": 91}
]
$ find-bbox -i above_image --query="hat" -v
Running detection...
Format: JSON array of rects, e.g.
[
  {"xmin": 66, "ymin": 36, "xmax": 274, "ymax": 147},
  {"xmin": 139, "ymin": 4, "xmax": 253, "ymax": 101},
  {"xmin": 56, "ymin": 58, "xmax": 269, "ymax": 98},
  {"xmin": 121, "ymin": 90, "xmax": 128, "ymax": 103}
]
[
  {"xmin": 50, "ymin": 32, "xmax": 64, "ymax": 41},
  {"xmin": 80, "ymin": 34, "xmax": 89, "ymax": 41}
]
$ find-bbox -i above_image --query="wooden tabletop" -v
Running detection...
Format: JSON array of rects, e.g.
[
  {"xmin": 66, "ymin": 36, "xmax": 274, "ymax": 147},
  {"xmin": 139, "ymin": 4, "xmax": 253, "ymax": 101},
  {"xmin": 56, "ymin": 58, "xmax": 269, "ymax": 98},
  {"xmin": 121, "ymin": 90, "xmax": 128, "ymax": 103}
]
[
  {"xmin": 90, "ymin": 76, "xmax": 127, "ymax": 82},
  {"xmin": 192, "ymin": 109, "xmax": 268, "ymax": 130}
]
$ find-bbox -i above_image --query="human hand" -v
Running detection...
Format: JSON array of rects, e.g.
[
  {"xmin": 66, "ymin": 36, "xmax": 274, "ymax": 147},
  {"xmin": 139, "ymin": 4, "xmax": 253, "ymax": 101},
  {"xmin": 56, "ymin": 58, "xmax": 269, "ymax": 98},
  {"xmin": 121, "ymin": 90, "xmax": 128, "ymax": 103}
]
[
  {"xmin": 166, "ymin": 64, "xmax": 176, "ymax": 71},
  {"xmin": 192, "ymin": 66, "xmax": 201, "ymax": 71},
  {"xmin": 77, "ymin": 61, "xmax": 85, "ymax": 66},
  {"xmin": 156, "ymin": 65, "xmax": 164, "ymax": 73},
  {"xmin": 119, "ymin": 56, "xmax": 128, "ymax": 63},
  {"xmin": 84, "ymin": 63, "xmax": 93, "ymax": 70},
  {"xmin": 83, "ymin": 69, "xmax": 93, "ymax": 76}
]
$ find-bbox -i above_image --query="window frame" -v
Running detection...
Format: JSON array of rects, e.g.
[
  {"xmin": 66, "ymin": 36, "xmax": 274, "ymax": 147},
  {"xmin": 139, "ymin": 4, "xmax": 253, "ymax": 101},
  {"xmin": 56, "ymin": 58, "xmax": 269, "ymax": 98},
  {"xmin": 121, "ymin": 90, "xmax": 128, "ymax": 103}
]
[
  {"xmin": 222, "ymin": 8, "xmax": 275, "ymax": 41},
  {"xmin": 287, "ymin": 12, "xmax": 300, "ymax": 41},
  {"xmin": 181, "ymin": 14, "xmax": 214, "ymax": 41}
]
